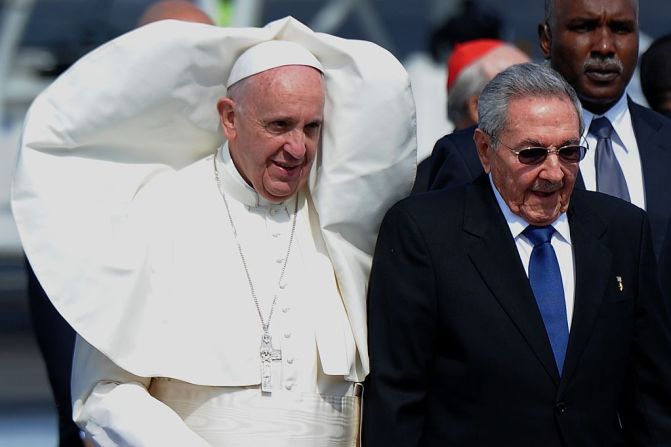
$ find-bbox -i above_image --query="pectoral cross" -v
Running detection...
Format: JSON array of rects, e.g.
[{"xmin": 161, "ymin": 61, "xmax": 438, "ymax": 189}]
[
  {"xmin": 616, "ymin": 276, "xmax": 624, "ymax": 292},
  {"xmin": 260, "ymin": 332, "xmax": 282, "ymax": 392}
]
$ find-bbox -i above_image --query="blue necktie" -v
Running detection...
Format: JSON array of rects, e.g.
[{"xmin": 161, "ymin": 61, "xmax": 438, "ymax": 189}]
[
  {"xmin": 523, "ymin": 225, "xmax": 569, "ymax": 375},
  {"xmin": 590, "ymin": 117, "xmax": 630, "ymax": 202}
]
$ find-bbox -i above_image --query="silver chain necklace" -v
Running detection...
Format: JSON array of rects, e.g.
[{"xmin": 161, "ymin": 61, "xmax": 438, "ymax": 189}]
[{"xmin": 213, "ymin": 154, "xmax": 299, "ymax": 392}]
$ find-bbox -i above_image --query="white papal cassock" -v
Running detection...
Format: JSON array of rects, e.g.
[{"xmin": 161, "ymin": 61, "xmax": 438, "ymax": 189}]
[
  {"xmin": 71, "ymin": 146, "xmax": 360, "ymax": 445},
  {"xmin": 11, "ymin": 17, "xmax": 416, "ymax": 447}
]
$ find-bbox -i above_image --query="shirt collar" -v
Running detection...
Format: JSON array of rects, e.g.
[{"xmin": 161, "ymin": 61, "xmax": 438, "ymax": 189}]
[
  {"xmin": 216, "ymin": 143, "xmax": 288, "ymax": 208},
  {"xmin": 488, "ymin": 174, "xmax": 571, "ymax": 244},
  {"xmin": 582, "ymin": 94, "xmax": 630, "ymax": 151}
]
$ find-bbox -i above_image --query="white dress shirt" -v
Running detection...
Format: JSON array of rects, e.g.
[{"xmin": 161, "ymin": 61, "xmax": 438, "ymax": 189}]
[
  {"xmin": 490, "ymin": 177, "xmax": 576, "ymax": 328},
  {"xmin": 580, "ymin": 94, "xmax": 646, "ymax": 210}
]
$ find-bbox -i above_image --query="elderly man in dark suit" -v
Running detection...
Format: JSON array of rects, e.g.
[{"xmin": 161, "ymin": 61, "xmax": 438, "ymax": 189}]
[
  {"xmin": 418, "ymin": 0, "xmax": 671, "ymax": 261},
  {"xmin": 364, "ymin": 63, "xmax": 671, "ymax": 446}
]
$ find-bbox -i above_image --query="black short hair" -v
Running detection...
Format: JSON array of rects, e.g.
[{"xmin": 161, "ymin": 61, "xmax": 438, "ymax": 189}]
[{"xmin": 640, "ymin": 33, "xmax": 671, "ymax": 111}]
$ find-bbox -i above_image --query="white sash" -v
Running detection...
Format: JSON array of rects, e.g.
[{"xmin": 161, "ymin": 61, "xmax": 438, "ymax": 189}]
[{"xmin": 149, "ymin": 378, "xmax": 362, "ymax": 446}]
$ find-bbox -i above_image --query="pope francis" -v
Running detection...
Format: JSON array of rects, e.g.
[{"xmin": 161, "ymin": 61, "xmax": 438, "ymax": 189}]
[{"xmin": 11, "ymin": 17, "xmax": 415, "ymax": 447}]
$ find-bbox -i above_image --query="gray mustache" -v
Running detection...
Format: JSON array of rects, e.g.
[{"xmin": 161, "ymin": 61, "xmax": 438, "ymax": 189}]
[
  {"xmin": 533, "ymin": 181, "xmax": 563, "ymax": 193},
  {"xmin": 583, "ymin": 57, "xmax": 624, "ymax": 74}
]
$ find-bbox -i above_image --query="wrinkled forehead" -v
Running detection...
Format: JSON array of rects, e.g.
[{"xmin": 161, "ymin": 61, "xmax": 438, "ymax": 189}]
[
  {"xmin": 233, "ymin": 65, "xmax": 326, "ymax": 113},
  {"xmin": 503, "ymin": 95, "xmax": 582, "ymax": 137},
  {"xmin": 548, "ymin": 0, "xmax": 639, "ymax": 22},
  {"xmin": 226, "ymin": 40, "xmax": 323, "ymax": 88}
]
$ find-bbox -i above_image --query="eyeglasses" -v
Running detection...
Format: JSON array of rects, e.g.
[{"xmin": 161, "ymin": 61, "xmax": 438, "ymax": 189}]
[{"xmin": 493, "ymin": 137, "xmax": 588, "ymax": 165}]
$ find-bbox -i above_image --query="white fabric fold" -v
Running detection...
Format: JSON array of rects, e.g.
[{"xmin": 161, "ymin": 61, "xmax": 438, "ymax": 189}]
[{"xmin": 11, "ymin": 16, "xmax": 416, "ymax": 384}]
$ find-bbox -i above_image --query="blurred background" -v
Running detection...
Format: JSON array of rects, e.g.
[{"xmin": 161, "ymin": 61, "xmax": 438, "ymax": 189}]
[{"xmin": 1, "ymin": 0, "xmax": 670, "ymax": 445}]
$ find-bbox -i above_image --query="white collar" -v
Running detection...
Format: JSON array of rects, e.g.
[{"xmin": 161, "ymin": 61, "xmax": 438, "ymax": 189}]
[
  {"xmin": 582, "ymin": 94, "xmax": 630, "ymax": 151},
  {"xmin": 489, "ymin": 174, "xmax": 571, "ymax": 244},
  {"xmin": 217, "ymin": 143, "xmax": 289, "ymax": 208}
]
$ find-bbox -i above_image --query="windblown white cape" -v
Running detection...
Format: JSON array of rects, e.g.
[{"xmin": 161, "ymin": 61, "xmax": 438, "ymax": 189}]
[{"xmin": 11, "ymin": 17, "xmax": 416, "ymax": 384}]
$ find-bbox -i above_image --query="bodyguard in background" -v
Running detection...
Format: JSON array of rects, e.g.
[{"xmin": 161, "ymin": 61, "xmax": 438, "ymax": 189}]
[
  {"xmin": 364, "ymin": 63, "xmax": 671, "ymax": 446},
  {"xmin": 539, "ymin": 0, "xmax": 671, "ymax": 258}
]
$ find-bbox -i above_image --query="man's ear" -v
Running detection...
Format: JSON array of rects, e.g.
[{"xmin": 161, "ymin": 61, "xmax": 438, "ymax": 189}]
[
  {"xmin": 474, "ymin": 128, "xmax": 493, "ymax": 174},
  {"xmin": 538, "ymin": 22, "xmax": 552, "ymax": 59},
  {"xmin": 467, "ymin": 95, "xmax": 479, "ymax": 126},
  {"xmin": 217, "ymin": 97, "xmax": 237, "ymax": 141}
]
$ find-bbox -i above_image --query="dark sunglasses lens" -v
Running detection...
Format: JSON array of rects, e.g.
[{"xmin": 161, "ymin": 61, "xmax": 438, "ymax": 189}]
[
  {"xmin": 517, "ymin": 148, "xmax": 547, "ymax": 165},
  {"xmin": 558, "ymin": 146, "xmax": 584, "ymax": 162}
]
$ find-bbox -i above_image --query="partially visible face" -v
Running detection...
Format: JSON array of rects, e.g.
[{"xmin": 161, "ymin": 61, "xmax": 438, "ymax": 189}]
[
  {"xmin": 461, "ymin": 46, "xmax": 531, "ymax": 127},
  {"xmin": 218, "ymin": 65, "xmax": 325, "ymax": 202},
  {"xmin": 138, "ymin": 0, "xmax": 215, "ymax": 26},
  {"xmin": 540, "ymin": 0, "xmax": 638, "ymax": 114},
  {"xmin": 480, "ymin": 45, "xmax": 531, "ymax": 80},
  {"xmin": 475, "ymin": 96, "xmax": 581, "ymax": 226}
]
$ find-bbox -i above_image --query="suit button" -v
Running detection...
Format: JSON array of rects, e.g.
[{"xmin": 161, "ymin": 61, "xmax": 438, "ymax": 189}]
[{"xmin": 555, "ymin": 402, "xmax": 568, "ymax": 415}]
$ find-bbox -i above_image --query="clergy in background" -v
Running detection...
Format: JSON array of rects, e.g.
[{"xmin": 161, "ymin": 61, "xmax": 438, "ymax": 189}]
[{"xmin": 11, "ymin": 18, "xmax": 415, "ymax": 446}]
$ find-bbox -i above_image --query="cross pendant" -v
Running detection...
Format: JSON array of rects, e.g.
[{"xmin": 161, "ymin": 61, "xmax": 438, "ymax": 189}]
[{"xmin": 260, "ymin": 332, "xmax": 282, "ymax": 392}]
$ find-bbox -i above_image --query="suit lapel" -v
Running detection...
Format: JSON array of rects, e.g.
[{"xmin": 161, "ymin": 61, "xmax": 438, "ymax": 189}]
[
  {"xmin": 630, "ymin": 98, "xmax": 664, "ymax": 205},
  {"xmin": 629, "ymin": 98, "xmax": 665, "ymax": 169},
  {"xmin": 575, "ymin": 171, "xmax": 586, "ymax": 190},
  {"xmin": 559, "ymin": 194, "xmax": 611, "ymax": 394},
  {"xmin": 464, "ymin": 177, "xmax": 560, "ymax": 385},
  {"xmin": 629, "ymin": 99, "xmax": 671, "ymax": 256}
]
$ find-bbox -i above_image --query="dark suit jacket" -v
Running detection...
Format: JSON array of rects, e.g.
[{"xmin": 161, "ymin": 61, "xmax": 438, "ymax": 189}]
[
  {"xmin": 25, "ymin": 259, "xmax": 82, "ymax": 446},
  {"xmin": 414, "ymin": 100, "xmax": 671, "ymax": 259},
  {"xmin": 364, "ymin": 175, "xmax": 671, "ymax": 447},
  {"xmin": 659, "ymin": 219, "xmax": 671, "ymax": 299},
  {"xmin": 629, "ymin": 100, "xmax": 671, "ymax": 258},
  {"xmin": 411, "ymin": 125, "xmax": 480, "ymax": 195}
]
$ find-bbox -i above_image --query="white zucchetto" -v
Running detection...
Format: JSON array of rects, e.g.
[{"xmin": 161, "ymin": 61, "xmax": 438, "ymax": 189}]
[{"xmin": 226, "ymin": 40, "xmax": 323, "ymax": 88}]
